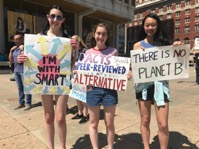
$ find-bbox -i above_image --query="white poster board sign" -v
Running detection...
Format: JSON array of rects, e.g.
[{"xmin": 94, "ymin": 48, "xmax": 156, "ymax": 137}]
[
  {"xmin": 24, "ymin": 34, "xmax": 72, "ymax": 95},
  {"xmin": 131, "ymin": 44, "xmax": 190, "ymax": 83},
  {"xmin": 195, "ymin": 38, "xmax": 199, "ymax": 49},
  {"xmin": 69, "ymin": 77, "xmax": 87, "ymax": 102},
  {"xmin": 73, "ymin": 53, "xmax": 131, "ymax": 91}
]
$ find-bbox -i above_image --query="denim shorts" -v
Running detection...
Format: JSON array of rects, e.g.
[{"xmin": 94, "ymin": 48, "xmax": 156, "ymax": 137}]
[{"xmin": 86, "ymin": 87, "xmax": 118, "ymax": 106}]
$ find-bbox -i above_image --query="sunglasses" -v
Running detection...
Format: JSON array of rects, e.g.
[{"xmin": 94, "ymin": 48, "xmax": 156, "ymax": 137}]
[{"xmin": 49, "ymin": 14, "xmax": 63, "ymax": 21}]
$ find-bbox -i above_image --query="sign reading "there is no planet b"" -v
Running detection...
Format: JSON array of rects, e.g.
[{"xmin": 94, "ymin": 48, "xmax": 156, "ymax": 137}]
[{"xmin": 131, "ymin": 44, "xmax": 190, "ymax": 83}]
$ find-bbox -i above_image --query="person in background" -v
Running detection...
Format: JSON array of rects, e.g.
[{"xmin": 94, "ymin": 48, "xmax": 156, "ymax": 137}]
[
  {"xmin": 70, "ymin": 35, "xmax": 89, "ymax": 124},
  {"xmin": 17, "ymin": 5, "xmax": 78, "ymax": 149},
  {"xmin": 190, "ymin": 44, "xmax": 199, "ymax": 84},
  {"xmin": 132, "ymin": 13, "xmax": 183, "ymax": 149},
  {"xmin": 8, "ymin": 34, "xmax": 32, "ymax": 111},
  {"xmin": 15, "ymin": 17, "xmax": 27, "ymax": 35}
]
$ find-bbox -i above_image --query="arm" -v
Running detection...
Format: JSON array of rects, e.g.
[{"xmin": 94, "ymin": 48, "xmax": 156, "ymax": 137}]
[
  {"xmin": 70, "ymin": 38, "xmax": 79, "ymax": 68},
  {"xmin": 133, "ymin": 42, "xmax": 142, "ymax": 50},
  {"xmin": 22, "ymin": 23, "xmax": 27, "ymax": 33},
  {"xmin": 17, "ymin": 45, "xmax": 27, "ymax": 63},
  {"xmin": 8, "ymin": 46, "xmax": 17, "ymax": 63},
  {"xmin": 14, "ymin": 24, "xmax": 18, "ymax": 31},
  {"xmin": 129, "ymin": 41, "xmax": 142, "ymax": 79},
  {"xmin": 19, "ymin": 45, "xmax": 24, "ymax": 55},
  {"xmin": 71, "ymin": 49, "xmax": 78, "ymax": 69}
]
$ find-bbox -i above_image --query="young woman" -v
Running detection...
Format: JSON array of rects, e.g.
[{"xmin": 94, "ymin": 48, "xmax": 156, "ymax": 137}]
[
  {"xmin": 15, "ymin": 17, "xmax": 27, "ymax": 34},
  {"xmin": 86, "ymin": 23, "xmax": 118, "ymax": 149},
  {"xmin": 17, "ymin": 5, "xmax": 77, "ymax": 149},
  {"xmin": 70, "ymin": 35, "xmax": 89, "ymax": 124},
  {"xmin": 133, "ymin": 13, "xmax": 183, "ymax": 149}
]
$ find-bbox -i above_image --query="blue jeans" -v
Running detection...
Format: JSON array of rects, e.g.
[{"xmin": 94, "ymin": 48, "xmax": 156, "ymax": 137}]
[{"xmin": 14, "ymin": 72, "xmax": 32, "ymax": 105}]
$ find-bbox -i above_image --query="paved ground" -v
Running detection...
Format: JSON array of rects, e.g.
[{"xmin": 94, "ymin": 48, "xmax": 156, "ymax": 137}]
[{"xmin": 0, "ymin": 66, "xmax": 198, "ymax": 149}]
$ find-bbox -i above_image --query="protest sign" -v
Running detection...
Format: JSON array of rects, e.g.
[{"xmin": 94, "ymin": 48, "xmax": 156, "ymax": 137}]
[
  {"xmin": 69, "ymin": 77, "xmax": 87, "ymax": 102},
  {"xmin": 24, "ymin": 34, "xmax": 72, "ymax": 94},
  {"xmin": 131, "ymin": 44, "xmax": 190, "ymax": 83},
  {"xmin": 73, "ymin": 53, "xmax": 131, "ymax": 91}
]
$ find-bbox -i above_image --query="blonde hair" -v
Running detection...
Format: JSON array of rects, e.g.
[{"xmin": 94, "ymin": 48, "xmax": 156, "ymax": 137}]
[{"xmin": 71, "ymin": 35, "xmax": 88, "ymax": 49}]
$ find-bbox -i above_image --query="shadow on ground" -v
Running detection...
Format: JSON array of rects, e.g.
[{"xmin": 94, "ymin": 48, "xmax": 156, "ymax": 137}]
[
  {"xmin": 70, "ymin": 131, "xmax": 198, "ymax": 149},
  {"xmin": 31, "ymin": 101, "xmax": 42, "ymax": 108},
  {"xmin": 151, "ymin": 131, "xmax": 198, "ymax": 149},
  {"xmin": 71, "ymin": 133, "xmax": 143, "ymax": 149}
]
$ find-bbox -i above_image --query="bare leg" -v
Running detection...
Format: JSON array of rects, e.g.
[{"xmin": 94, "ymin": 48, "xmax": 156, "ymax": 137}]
[
  {"xmin": 41, "ymin": 95, "xmax": 54, "ymax": 149},
  {"xmin": 55, "ymin": 95, "xmax": 68, "ymax": 149},
  {"xmin": 154, "ymin": 102, "xmax": 169, "ymax": 149},
  {"xmin": 82, "ymin": 102, "xmax": 88, "ymax": 117},
  {"xmin": 104, "ymin": 105, "xmax": 116, "ymax": 149},
  {"xmin": 76, "ymin": 100, "xmax": 83, "ymax": 115},
  {"xmin": 88, "ymin": 106, "xmax": 100, "ymax": 149},
  {"xmin": 138, "ymin": 100, "xmax": 151, "ymax": 149}
]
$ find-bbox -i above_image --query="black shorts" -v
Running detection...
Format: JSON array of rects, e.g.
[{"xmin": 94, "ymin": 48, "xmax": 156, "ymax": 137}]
[{"xmin": 136, "ymin": 84, "xmax": 169, "ymax": 103}]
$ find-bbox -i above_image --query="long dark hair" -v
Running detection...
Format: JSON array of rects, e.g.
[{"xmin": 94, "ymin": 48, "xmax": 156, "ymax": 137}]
[
  {"xmin": 138, "ymin": 13, "xmax": 171, "ymax": 46},
  {"xmin": 42, "ymin": 5, "xmax": 69, "ymax": 38},
  {"xmin": 16, "ymin": 17, "xmax": 24, "ymax": 31},
  {"xmin": 90, "ymin": 23, "xmax": 111, "ymax": 48}
]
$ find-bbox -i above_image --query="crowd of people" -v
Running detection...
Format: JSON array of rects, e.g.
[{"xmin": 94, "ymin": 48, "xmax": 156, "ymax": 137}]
[{"xmin": 8, "ymin": 4, "xmax": 186, "ymax": 149}]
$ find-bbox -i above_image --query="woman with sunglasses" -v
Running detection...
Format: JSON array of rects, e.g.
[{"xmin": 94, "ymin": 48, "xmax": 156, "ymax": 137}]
[
  {"xmin": 41, "ymin": 5, "xmax": 71, "ymax": 149},
  {"xmin": 18, "ymin": 5, "xmax": 77, "ymax": 149}
]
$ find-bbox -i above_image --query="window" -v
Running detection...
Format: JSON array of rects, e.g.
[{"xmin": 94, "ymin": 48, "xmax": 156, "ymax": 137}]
[
  {"xmin": 167, "ymin": 5, "xmax": 171, "ymax": 10},
  {"xmin": 124, "ymin": 0, "xmax": 129, "ymax": 4},
  {"xmin": 176, "ymin": 11, "xmax": 180, "ymax": 16},
  {"xmin": 175, "ymin": 19, "xmax": 180, "ymax": 25},
  {"xmin": 175, "ymin": 38, "xmax": 180, "ymax": 41},
  {"xmin": 131, "ymin": 0, "xmax": 135, "ymax": 6},
  {"xmin": 175, "ymin": 28, "xmax": 180, "ymax": 34},
  {"xmin": 185, "ymin": 9, "xmax": 190, "ymax": 15},
  {"xmin": 196, "ymin": 7, "xmax": 199, "ymax": 13},
  {"xmin": 185, "ymin": 17, "xmax": 190, "ymax": 23},
  {"xmin": 185, "ymin": 26, "xmax": 190, "ymax": 33},
  {"xmin": 195, "ymin": 25, "xmax": 199, "ymax": 32},
  {"xmin": 184, "ymin": 37, "xmax": 190, "ymax": 44},
  {"xmin": 176, "ymin": 3, "xmax": 181, "ymax": 8},
  {"xmin": 195, "ymin": 16, "xmax": 199, "ymax": 22},
  {"xmin": 185, "ymin": 1, "xmax": 190, "ymax": 6},
  {"xmin": 167, "ymin": 13, "xmax": 171, "ymax": 18}
]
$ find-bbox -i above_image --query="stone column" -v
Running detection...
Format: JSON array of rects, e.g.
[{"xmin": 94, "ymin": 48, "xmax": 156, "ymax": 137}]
[{"xmin": 0, "ymin": 0, "xmax": 5, "ymax": 54}]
